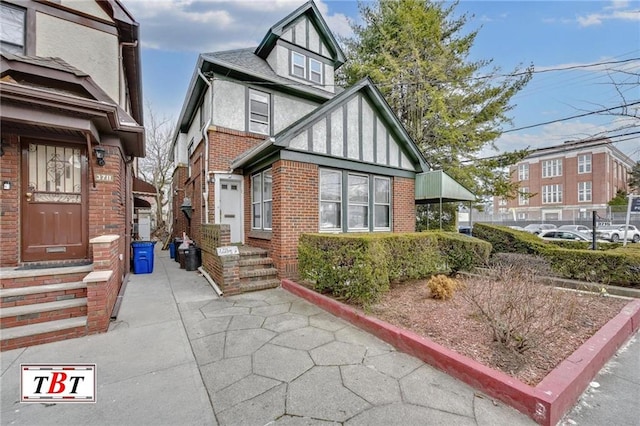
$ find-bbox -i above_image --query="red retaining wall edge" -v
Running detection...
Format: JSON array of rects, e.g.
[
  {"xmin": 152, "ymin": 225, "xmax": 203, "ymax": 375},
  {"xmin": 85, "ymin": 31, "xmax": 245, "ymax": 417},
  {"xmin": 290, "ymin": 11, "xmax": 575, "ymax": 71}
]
[{"xmin": 281, "ymin": 279, "xmax": 640, "ymax": 426}]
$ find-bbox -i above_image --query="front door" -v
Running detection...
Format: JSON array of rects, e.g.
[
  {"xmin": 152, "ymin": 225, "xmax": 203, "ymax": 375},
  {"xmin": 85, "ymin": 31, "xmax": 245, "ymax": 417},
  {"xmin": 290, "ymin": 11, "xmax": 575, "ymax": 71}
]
[
  {"xmin": 219, "ymin": 179, "xmax": 242, "ymax": 243},
  {"xmin": 21, "ymin": 140, "xmax": 88, "ymax": 262}
]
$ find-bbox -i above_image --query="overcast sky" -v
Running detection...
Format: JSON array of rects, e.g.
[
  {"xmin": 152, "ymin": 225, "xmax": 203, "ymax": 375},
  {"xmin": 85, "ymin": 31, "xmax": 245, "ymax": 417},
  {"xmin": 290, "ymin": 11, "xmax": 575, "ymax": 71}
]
[{"xmin": 122, "ymin": 0, "xmax": 640, "ymax": 161}]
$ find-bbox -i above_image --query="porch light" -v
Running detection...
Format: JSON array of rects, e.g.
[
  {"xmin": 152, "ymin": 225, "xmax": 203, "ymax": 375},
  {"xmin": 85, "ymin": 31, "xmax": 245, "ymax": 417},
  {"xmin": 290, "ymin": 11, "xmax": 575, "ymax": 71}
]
[
  {"xmin": 180, "ymin": 197, "xmax": 193, "ymax": 220},
  {"xmin": 94, "ymin": 146, "xmax": 106, "ymax": 166}
]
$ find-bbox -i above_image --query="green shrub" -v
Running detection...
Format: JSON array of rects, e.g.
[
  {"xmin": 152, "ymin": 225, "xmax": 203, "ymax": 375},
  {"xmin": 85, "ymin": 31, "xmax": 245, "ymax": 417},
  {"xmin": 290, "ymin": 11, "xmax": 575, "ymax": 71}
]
[
  {"xmin": 472, "ymin": 223, "xmax": 640, "ymax": 286},
  {"xmin": 298, "ymin": 232, "xmax": 491, "ymax": 305},
  {"xmin": 298, "ymin": 234, "xmax": 389, "ymax": 306}
]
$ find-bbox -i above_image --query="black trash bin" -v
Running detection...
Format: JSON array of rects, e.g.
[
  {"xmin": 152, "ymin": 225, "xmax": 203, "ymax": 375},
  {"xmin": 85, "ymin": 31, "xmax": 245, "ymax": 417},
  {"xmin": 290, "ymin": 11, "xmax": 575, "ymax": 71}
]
[
  {"xmin": 185, "ymin": 246, "xmax": 199, "ymax": 271},
  {"xmin": 174, "ymin": 238, "xmax": 183, "ymax": 263}
]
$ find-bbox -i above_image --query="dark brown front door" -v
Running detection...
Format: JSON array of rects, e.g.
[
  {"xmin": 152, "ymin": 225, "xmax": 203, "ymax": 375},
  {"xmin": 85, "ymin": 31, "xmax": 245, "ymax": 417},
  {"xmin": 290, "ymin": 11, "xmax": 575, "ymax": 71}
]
[{"xmin": 21, "ymin": 140, "xmax": 88, "ymax": 262}]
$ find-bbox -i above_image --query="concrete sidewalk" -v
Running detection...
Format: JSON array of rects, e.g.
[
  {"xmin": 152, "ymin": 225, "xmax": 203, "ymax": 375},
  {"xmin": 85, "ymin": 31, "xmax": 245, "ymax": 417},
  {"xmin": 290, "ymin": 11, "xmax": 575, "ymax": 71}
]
[{"xmin": 0, "ymin": 249, "xmax": 635, "ymax": 425}]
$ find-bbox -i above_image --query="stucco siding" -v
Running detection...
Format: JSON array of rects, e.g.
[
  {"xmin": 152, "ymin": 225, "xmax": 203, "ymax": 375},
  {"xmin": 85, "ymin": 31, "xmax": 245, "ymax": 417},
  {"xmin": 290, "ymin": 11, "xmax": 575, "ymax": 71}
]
[
  {"xmin": 273, "ymin": 92, "xmax": 318, "ymax": 133},
  {"xmin": 213, "ymin": 79, "xmax": 245, "ymax": 131},
  {"xmin": 60, "ymin": 0, "xmax": 112, "ymax": 20},
  {"xmin": 35, "ymin": 12, "xmax": 119, "ymax": 103}
]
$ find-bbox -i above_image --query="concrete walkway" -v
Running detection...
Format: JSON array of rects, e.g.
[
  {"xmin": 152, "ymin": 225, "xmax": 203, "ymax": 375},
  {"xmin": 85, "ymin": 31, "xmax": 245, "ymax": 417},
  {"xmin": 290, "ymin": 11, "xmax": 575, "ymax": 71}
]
[{"xmin": 0, "ymin": 249, "xmax": 634, "ymax": 425}]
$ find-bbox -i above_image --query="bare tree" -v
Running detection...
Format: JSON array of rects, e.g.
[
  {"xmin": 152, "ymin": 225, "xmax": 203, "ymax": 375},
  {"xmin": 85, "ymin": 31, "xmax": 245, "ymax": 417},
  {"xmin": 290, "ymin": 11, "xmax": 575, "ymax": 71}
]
[{"xmin": 138, "ymin": 102, "xmax": 174, "ymax": 233}]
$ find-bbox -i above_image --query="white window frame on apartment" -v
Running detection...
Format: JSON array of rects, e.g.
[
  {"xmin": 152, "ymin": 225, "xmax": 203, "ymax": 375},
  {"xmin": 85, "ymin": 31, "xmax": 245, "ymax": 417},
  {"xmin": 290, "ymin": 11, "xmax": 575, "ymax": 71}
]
[
  {"xmin": 187, "ymin": 138, "xmax": 194, "ymax": 177},
  {"xmin": 0, "ymin": 3, "xmax": 25, "ymax": 55},
  {"xmin": 498, "ymin": 198, "xmax": 507, "ymax": 206},
  {"xmin": 248, "ymin": 89, "xmax": 270, "ymax": 135},
  {"xmin": 542, "ymin": 184, "xmax": 563, "ymax": 204},
  {"xmin": 517, "ymin": 212, "xmax": 528, "ymax": 220},
  {"xmin": 542, "ymin": 159, "xmax": 562, "ymax": 178},
  {"xmin": 251, "ymin": 168, "xmax": 272, "ymax": 230},
  {"xmin": 578, "ymin": 181, "xmax": 592, "ymax": 202},
  {"xmin": 291, "ymin": 51, "xmax": 306, "ymax": 79},
  {"xmin": 518, "ymin": 187, "xmax": 529, "ymax": 206},
  {"xmin": 578, "ymin": 154, "xmax": 591, "ymax": 174},
  {"xmin": 319, "ymin": 169, "xmax": 342, "ymax": 232},
  {"xmin": 518, "ymin": 163, "xmax": 529, "ymax": 181},
  {"xmin": 373, "ymin": 176, "xmax": 391, "ymax": 231}
]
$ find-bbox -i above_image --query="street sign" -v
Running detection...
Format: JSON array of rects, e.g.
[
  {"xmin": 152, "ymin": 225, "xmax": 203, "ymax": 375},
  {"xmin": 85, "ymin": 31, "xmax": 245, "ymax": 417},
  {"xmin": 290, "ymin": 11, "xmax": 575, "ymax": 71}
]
[{"xmin": 631, "ymin": 197, "xmax": 640, "ymax": 213}]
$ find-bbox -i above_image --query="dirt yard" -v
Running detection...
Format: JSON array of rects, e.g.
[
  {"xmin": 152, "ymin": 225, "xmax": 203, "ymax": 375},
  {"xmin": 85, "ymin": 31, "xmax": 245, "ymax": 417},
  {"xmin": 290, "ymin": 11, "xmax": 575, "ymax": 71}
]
[{"xmin": 366, "ymin": 273, "xmax": 628, "ymax": 385}]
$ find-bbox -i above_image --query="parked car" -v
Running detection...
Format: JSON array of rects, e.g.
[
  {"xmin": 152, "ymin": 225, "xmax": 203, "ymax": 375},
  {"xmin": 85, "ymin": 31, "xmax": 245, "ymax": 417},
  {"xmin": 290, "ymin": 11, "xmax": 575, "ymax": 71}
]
[
  {"xmin": 596, "ymin": 225, "xmax": 640, "ymax": 243},
  {"xmin": 507, "ymin": 225, "xmax": 525, "ymax": 231},
  {"xmin": 539, "ymin": 230, "xmax": 594, "ymax": 242},
  {"xmin": 523, "ymin": 223, "xmax": 557, "ymax": 235},
  {"xmin": 557, "ymin": 225, "xmax": 593, "ymax": 235}
]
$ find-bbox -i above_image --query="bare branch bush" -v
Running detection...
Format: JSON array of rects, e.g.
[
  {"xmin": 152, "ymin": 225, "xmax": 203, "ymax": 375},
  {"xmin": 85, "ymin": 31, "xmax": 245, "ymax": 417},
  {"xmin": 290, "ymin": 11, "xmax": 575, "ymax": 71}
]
[{"xmin": 462, "ymin": 259, "xmax": 583, "ymax": 354}]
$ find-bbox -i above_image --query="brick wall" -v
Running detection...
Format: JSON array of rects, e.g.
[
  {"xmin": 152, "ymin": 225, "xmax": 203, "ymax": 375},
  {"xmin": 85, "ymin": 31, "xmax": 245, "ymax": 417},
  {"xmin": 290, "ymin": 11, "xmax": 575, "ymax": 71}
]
[
  {"xmin": 0, "ymin": 134, "xmax": 19, "ymax": 266},
  {"xmin": 393, "ymin": 176, "xmax": 416, "ymax": 232},
  {"xmin": 271, "ymin": 160, "xmax": 319, "ymax": 279},
  {"xmin": 172, "ymin": 165, "xmax": 189, "ymax": 239},
  {"xmin": 86, "ymin": 235, "xmax": 121, "ymax": 334}
]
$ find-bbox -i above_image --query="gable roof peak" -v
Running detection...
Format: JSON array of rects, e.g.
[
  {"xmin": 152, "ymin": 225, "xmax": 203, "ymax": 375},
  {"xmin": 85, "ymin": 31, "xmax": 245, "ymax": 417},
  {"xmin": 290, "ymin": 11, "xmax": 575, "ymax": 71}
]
[{"xmin": 255, "ymin": 0, "xmax": 346, "ymax": 68}]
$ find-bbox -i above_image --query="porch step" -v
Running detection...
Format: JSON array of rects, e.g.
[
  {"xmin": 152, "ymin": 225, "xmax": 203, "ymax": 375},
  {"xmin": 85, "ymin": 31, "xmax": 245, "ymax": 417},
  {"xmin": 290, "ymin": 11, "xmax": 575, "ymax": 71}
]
[
  {"xmin": 0, "ymin": 265, "xmax": 93, "ymax": 289},
  {"xmin": 225, "ymin": 279, "xmax": 281, "ymax": 296},
  {"xmin": 1, "ymin": 298, "xmax": 87, "ymax": 319},
  {"xmin": 1, "ymin": 316, "xmax": 87, "ymax": 351},
  {"xmin": 1, "ymin": 281, "xmax": 87, "ymax": 298},
  {"xmin": 238, "ymin": 257, "xmax": 275, "ymax": 270},
  {"xmin": 237, "ymin": 246, "xmax": 270, "ymax": 260},
  {"xmin": 239, "ymin": 268, "xmax": 278, "ymax": 280}
]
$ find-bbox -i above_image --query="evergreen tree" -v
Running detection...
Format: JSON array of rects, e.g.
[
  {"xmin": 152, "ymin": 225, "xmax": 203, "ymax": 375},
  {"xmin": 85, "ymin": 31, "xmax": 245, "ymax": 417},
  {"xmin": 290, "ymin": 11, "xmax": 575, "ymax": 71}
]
[{"xmin": 341, "ymin": 0, "xmax": 532, "ymax": 208}]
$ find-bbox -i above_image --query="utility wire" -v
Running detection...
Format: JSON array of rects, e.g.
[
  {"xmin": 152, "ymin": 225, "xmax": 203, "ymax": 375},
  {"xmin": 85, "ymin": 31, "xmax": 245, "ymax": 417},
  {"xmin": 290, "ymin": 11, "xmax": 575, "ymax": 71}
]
[{"xmin": 502, "ymin": 102, "xmax": 640, "ymax": 133}]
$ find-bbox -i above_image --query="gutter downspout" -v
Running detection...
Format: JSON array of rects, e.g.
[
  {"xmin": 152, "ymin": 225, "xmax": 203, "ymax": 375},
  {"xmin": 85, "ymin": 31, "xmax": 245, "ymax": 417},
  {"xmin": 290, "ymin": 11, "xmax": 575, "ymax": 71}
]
[
  {"xmin": 197, "ymin": 69, "xmax": 213, "ymax": 224},
  {"xmin": 118, "ymin": 41, "xmax": 138, "ymax": 108}
]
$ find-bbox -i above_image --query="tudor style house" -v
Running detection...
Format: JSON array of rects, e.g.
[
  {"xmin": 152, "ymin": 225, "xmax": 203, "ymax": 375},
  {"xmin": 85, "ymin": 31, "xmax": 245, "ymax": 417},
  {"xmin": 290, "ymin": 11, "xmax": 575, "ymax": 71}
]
[
  {"xmin": 171, "ymin": 1, "xmax": 471, "ymax": 293},
  {"xmin": 0, "ymin": 0, "xmax": 146, "ymax": 350}
]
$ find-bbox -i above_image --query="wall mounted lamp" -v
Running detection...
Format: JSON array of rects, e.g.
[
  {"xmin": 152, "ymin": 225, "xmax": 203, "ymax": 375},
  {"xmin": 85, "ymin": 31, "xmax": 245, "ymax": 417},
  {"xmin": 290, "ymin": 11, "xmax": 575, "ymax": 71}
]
[
  {"xmin": 94, "ymin": 146, "xmax": 106, "ymax": 166},
  {"xmin": 180, "ymin": 197, "xmax": 193, "ymax": 221}
]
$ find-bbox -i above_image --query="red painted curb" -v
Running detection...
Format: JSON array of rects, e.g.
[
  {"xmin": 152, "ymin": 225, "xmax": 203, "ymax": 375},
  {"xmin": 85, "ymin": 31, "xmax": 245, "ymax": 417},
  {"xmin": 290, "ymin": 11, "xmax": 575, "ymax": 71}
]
[{"xmin": 281, "ymin": 279, "xmax": 640, "ymax": 426}]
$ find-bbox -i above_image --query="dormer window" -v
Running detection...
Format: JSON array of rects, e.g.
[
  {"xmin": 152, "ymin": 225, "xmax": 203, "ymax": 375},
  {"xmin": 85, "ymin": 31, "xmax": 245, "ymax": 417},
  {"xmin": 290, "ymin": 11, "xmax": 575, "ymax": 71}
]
[
  {"xmin": 309, "ymin": 58, "xmax": 322, "ymax": 84},
  {"xmin": 290, "ymin": 50, "xmax": 323, "ymax": 85},
  {"xmin": 291, "ymin": 52, "xmax": 306, "ymax": 78}
]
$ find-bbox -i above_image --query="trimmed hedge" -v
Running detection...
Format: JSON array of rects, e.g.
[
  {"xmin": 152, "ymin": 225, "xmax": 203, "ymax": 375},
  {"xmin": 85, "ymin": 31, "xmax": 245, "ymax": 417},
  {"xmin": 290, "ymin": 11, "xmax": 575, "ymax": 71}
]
[
  {"xmin": 298, "ymin": 232, "xmax": 491, "ymax": 305},
  {"xmin": 473, "ymin": 223, "xmax": 640, "ymax": 286}
]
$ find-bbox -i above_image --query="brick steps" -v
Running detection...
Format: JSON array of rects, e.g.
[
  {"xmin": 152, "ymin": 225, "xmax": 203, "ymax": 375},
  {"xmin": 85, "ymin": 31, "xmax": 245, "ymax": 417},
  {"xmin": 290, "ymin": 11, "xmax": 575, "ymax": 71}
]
[
  {"xmin": 0, "ymin": 267, "xmax": 92, "ymax": 351},
  {"xmin": 1, "ymin": 281, "xmax": 87, "ymax": 308},
  {"xmin": 1, "ymin": 317, "xmax": 87, "ymax": 351},
  {"xmin": 223, "ymin": 246, "xmax": 279, "ymax": 295},
  {"xmin": 239, "ymin": 267, "xmax": 278, "ymax": 279}
]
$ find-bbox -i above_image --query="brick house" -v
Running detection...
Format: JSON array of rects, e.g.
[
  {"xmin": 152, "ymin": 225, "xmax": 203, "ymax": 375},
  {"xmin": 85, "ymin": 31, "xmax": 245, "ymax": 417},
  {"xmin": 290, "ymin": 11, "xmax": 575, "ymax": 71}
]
[
  {"xmin": 171, "ymin": 1, "xmax": 470, "ymax": 293},
  {"xmin": 0, "ymin": 0, "xmax": 147, "ymax": 349},
  {"xmin": 495, "ymin": 138, "xmax": 635, "ymax": 222}
]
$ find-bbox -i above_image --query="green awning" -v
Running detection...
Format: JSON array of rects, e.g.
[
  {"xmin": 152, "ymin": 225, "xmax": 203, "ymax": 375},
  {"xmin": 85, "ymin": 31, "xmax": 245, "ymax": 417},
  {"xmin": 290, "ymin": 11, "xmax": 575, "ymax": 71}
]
[{"xmin": 415, "ymin": 170, "xmax": 476, "ymax": 203}]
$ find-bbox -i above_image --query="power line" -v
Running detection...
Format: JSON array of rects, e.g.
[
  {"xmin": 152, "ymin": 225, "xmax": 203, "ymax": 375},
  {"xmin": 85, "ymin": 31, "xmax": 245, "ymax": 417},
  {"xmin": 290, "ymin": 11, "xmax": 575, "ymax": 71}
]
[{"xmin": 502, "ymin": 102, "xmax": 640, "ymax": 133}]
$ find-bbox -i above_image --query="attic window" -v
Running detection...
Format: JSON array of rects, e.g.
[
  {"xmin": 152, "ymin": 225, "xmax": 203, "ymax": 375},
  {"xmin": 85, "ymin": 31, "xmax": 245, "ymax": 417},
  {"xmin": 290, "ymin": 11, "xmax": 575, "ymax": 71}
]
[
  {"xmin": 309, "ymin": 58, "xmax": 322, "ymax": 84},
  {"xmin": 291, "ymin": 51, "xmax": 305, "ymax": 78},
  {"xmin": 1, "ymin": 3, "xmax": 25, "ymax": 55}
]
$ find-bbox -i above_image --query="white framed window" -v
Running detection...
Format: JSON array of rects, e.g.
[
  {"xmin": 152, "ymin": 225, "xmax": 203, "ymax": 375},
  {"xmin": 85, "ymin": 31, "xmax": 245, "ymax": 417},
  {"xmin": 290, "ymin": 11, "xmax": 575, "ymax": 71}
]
[
  {"xmin": 251, "ymin": 173, "xmax": 262, "ymax": 229},
  {"xmin": 1, "ymin": 3, "xmax": 25, "ymax": 54},
  {"xmin": 518, "ymin": 187, "xmax": 529, "ymax": 206},
  {"xmin": 542, "ymin": 184, "xmax": 562, "ymax": 204},
  {"xmin": 498, "ymin": 198, "xmax": 507, "ymax": 206},
  {"xmin": 251, "ymin": 169, "xmax": 272, "ymax": 230},
  {"xmin": 517, "ymin": 212, "xmax": 527, "ymax": 220},
  {"xmin": 187, "ymin": 139, "xmax": 194, "ymax": 177},
  {"xmin": 518, "ymin": 163, "xmax": 529, "ymax": 181},
  {"xmin": 320, "ymin": 169, "xmax": 342, "ymax": 231},
  {"xmin": 542, "ymin": 159, "xmax": 562, "ymax": 178},
  {"xmin": 348, "ymin": 174, "xmax": 369, "ymax": 231},
  {"xmin": 309, "ymin": 58, "xmax": 322, "ymax": 84},
  {"xmin": 578, "ymin": 154, "xmax": 591, "ymax": 174},
  {"xmin": 373, "ymin": 177, "xmax": 390, "ymax": 230},
  {"xmin": 249, "ymin": 89, "xmax": 270, "ymax": 134},
  {"xmin": 578, "ymin": 181, "xmax": 592, "ymax": 202},
  {"xmin": 291, "ymin": 51, "xmax": 306, "ymax": 78}
]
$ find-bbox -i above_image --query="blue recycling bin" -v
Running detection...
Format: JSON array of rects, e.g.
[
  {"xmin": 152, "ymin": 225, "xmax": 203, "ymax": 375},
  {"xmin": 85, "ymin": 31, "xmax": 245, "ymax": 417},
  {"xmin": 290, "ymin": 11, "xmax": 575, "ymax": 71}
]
[
  {"xmin": 169, "ymin": 242, "xmax": 176, "ymax": 259},
  {"xmin": 132, "ymin": 241, "xmax": 156, "ymax": 274}
]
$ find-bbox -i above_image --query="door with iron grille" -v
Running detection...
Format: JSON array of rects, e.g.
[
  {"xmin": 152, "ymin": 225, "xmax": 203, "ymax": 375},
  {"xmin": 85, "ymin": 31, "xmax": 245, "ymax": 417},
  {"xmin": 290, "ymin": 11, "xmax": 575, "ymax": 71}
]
[{"xmin": 21, "ymin": 140, "xmax": 88, "ymax": 262}]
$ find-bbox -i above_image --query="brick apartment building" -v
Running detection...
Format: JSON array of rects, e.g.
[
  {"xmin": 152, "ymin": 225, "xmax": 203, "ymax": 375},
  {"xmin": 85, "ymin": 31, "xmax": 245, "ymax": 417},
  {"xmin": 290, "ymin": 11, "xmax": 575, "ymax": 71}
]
[{"xmin": 495, "ymin": 138, "xmax": 635, "ymax": 222}]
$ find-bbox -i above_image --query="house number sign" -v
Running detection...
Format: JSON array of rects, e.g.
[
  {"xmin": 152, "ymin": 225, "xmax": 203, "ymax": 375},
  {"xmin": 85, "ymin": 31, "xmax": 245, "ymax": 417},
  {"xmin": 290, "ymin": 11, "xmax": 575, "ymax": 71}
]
[
  {"xmin": 216, "ymin": 246, "xmax": 239, "ymax": 256},
  {"xmin": 95, "ymin": 174, "xmax": 114, "ymax": 182}
]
